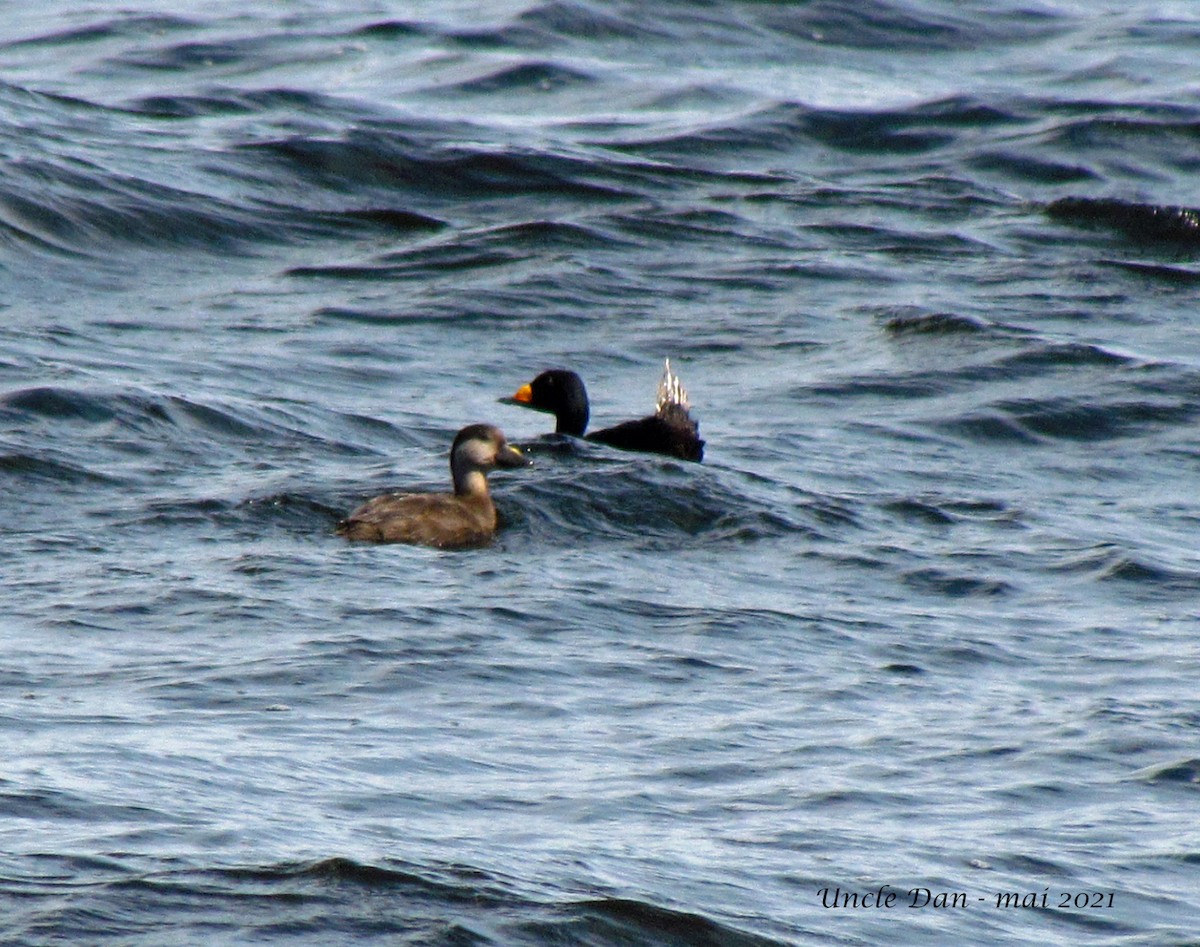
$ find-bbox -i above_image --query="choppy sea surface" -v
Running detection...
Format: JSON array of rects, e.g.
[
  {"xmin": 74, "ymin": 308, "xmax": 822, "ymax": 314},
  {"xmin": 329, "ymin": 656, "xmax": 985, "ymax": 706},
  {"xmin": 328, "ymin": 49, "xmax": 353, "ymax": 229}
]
[{"xmin": 3, "ymin": 2, "xmax": 1200, "ymax": 944}]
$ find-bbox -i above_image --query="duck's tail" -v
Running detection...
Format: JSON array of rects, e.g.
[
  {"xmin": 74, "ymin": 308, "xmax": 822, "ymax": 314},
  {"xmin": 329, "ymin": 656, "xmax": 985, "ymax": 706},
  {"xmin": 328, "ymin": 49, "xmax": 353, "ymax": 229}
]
[
  {"xmin": 652, "ymin": 359, "xmax": 704, "ymax": 460},
  {"xmin": 656, "ymin": 358, "xmax": 691, "ymax": 414}
]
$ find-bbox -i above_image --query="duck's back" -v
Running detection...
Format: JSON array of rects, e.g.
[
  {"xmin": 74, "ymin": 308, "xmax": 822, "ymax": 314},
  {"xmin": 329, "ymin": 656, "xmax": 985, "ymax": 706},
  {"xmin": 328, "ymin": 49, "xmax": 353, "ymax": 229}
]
[
  {"xmin": 336, "ymin": 492, "xmax": 498, "ymax": 548},
  {"xmin": 587, "ymin": 359, "xmax": 704, "ymax": 461},
  {"xmin": 588, "ymin": 412, "xmax": 703, "ymax": 461}
]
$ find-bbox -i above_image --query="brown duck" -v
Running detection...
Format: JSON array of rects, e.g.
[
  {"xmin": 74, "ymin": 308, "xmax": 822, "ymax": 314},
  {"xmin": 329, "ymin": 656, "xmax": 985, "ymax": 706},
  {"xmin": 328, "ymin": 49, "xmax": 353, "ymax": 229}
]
[{"xmin": 336, "ymin": 424, "xmax": 529, "ymax": 548}]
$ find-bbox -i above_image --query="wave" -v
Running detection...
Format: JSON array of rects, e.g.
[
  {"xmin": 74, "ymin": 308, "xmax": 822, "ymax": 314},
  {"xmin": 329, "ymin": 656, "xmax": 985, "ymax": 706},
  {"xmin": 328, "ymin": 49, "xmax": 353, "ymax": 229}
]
[
  {"xmin": 1130, "ymin": 758, "xmax": 1200, "ymax": 785},
  {"xmin": 806, "ymin": 315, "xmax": 1200, "ymax": 447},
  {"xmin": 441, "ymin": 61, "xmax": 598, "ymax": 96},
  {"xmin": 970, "ymin": 150, "xmax": 1096, "ymax": 184},
  {"xmin": 493, "ymin": 446, "xmax": 811, "ymax": 549},
  {"xmin": 901, "ymin": 567, "xmax": 1013, "ymax": 598},
  {"xmin": 0, "ymin": 164, "xmax": 272, "ymax": 258},
  {"xmin": 0, "ymin": 157, "xmax": 446, "ymax": 260},
  {"xmin": 453, "ymin": 1, "xmax": 664, "ymax": 46},
  {"xmin": 0, "ymin": 384, "xmax": 289, "ymax": 441},
  {"xmin": 0, "ymin": 383, "xmax": 391, "ymax": 496},
  {"xmin": 240, "ymin": 131, "xmax": 631, "ymax": 201},
  {"xmin": 1101, "ymin": 259, "xmax": 1200, "ymax": 284},
  {"xmin": 287, "ymin": 219, "xmax": 624, "ymax": 282},
  {"xmin": 0, "ymin": 14, "xmax": 196, "ymax": 51},
  {"xmin": 0, "ymin": 855, "xmax": 786, "ymax": 947},
  {"xmin": 0, "ymin": 452, "xmax": 119, "ymax": 486},
  {"xmin": 446, "ymin": 0, "xmax": 1065, "ymax": 53},
  {"xmin": 604, "ymin": 96, "xmax": 1024, "ymax": 167},
  {"xmin": 1, "ymin": 1, "xmax": 1193, "ymax": 262},
  {"xmin": 938, "ymin": 392, "xmax": 1196, "ymax": 445},
  {"xmin": 809, "ymin": 326, "xmax": 1137, "ymax": 399},
  {"xmin": 744, "ymin": 0, "xmax": 1064, "ymax": 52},
  {"xmin": 882, "ymin": 311, "xmax": 992, "ymax": 336},
  {"xmin": 1093, "ymin": 553, "xmax": 1200, "ymax": 591},
  {"xmin": 125, "ymin": 86, "xmax": 365, "ymax": 121},
  {"xmin": 0, "ymin": 83, "xmax": 451, "ymax": 257}
]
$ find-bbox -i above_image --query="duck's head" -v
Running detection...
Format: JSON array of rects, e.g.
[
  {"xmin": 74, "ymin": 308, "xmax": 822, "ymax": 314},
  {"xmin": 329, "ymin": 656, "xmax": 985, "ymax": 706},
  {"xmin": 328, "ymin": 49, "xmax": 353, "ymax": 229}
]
[
  {"xmin": 450, "ymin": 424, "xmax": 530, "ymax": 495},
  {"xmin": 501, "ymin": 370, "xmax": 589, "ymax": 437},
  {"xmin": 452, "ymin": 424, "xmax": 529, "ymax": 471}
]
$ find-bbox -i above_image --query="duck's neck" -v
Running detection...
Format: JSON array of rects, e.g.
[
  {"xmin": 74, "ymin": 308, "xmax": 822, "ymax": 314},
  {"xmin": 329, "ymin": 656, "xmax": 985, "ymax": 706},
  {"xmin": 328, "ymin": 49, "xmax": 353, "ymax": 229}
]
[
  {"xmin": 555, "ymin": 381, "xmax": 589, "ymax": 436},
  {"xmin": 555, "ymin": 406, "xmax": 585, "ymax": 436},
  {"xmin": 452, "ymin": 466, "xmax": 489, "ymax": 498}
]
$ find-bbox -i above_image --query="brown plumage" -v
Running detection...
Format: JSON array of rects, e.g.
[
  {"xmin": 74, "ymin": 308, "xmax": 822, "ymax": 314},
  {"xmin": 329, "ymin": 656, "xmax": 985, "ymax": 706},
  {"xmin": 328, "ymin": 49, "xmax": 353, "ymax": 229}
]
[{"xmin": 336, "ymin": 424, "xmax": 529, "ymax": 548}]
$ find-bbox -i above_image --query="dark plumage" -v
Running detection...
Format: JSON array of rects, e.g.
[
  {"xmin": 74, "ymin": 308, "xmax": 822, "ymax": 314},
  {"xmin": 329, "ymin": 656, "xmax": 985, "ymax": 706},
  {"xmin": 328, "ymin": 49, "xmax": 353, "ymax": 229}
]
[
  {"xmin": 502, "ymin": 359, "xmax": 704, "ymax": 462},
  {"xmin": 336, "ymin": 424, "xmax": 529, "ymax": 548}
]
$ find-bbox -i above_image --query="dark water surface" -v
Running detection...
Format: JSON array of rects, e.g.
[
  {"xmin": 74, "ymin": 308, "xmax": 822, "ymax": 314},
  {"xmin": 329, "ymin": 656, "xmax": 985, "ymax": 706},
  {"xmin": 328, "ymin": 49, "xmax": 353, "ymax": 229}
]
[{"xmin": 2, "ymin": 2, "xmax": 1199, "ymax": 944}]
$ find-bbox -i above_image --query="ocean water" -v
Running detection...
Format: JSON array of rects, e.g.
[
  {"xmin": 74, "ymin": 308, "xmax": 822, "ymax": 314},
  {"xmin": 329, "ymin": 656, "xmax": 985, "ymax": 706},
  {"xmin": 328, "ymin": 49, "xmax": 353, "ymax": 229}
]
[{"xmin": 2, "ymin": 1, "xmax": 1200, "ymax": 944}]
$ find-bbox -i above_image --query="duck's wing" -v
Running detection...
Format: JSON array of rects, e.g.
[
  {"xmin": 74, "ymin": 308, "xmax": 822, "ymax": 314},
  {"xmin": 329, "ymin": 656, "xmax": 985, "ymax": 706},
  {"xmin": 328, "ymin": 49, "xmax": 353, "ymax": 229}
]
[
  {"xmin": 336, "ymin": 492, "xmax": 497, "ymax": 547},
  {"xmin": 588, "ymin": 413, "xmax": 704, "ymax": 462},
  {"xmin": 586, "ymin": 360, "xmax": 704, "ymax": 461}
]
